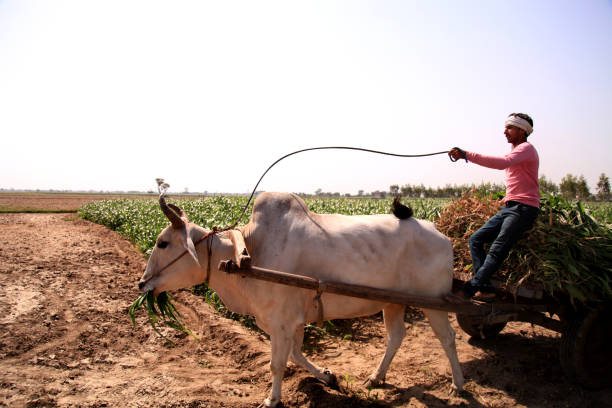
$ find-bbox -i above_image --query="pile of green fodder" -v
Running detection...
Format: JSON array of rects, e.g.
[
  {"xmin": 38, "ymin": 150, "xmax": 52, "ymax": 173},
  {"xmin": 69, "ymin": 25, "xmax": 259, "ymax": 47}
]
[
  {"xmin": 436, "ymin": 190, "xmax": 612, "ymax": 304},
  {"xmin": 129, "ymin": 291, "xmax": 197, "ymax": 345}
]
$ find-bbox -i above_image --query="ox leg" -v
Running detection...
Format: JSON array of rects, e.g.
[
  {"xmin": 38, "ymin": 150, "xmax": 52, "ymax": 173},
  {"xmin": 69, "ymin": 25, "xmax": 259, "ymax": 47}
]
[
  {"xmin": 422, "ymin": 308, "xmax": 464, "ymax": 394},
  {"xmin": 264, "ymin": 328, "xmax": 292, "ymax": 408},
  {"xmin": 365, "ymin": 304, "xmax": 406, "ymax": 387},
  {"xmin": 289, "ymin": 324, "xmax": 336, "ymax": 385}
]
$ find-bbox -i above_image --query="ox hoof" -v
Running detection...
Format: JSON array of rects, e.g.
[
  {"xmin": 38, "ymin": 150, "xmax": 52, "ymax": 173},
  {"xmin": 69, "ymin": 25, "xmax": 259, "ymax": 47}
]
[
  {"xmin": 263, "ymin": 397, "xmax": 280, "ymax": 408},
  {"xmin": 323, "ymin": 369, "xmax": 339, "ymax": 390},
  {"xmin": 363, "ymin": 376, "xmax": 385, "ymax": 389},
  {"xmin": 448, "ymin": 383, "xmax": 462, "ymax": 396}
]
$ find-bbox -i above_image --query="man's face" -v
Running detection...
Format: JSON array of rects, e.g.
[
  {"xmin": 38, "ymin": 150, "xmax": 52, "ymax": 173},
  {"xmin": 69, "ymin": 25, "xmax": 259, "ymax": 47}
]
[{"xmin": 504, "ymin": 125, "xmax": 527, "ymax": 146}]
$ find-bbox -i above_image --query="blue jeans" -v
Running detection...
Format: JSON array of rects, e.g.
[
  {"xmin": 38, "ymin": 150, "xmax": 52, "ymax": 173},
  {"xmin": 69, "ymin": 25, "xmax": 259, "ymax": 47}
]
[{"xmin": 462, "ymin": 201, "xmax": 539, "ymax": 297}]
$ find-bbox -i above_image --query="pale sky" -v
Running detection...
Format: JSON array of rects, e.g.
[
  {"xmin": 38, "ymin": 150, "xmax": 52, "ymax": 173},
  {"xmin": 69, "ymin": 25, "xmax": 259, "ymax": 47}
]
[{"xmin": 1, "ymin": 1, "xmax": 611, "ymax": 195}]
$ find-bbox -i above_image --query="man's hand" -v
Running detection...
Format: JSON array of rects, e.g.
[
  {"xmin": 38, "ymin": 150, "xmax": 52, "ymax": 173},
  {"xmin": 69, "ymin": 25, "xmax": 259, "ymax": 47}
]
[{"xmin": 448, "ymin": 147, "xmax": 467, "ymax": 162}]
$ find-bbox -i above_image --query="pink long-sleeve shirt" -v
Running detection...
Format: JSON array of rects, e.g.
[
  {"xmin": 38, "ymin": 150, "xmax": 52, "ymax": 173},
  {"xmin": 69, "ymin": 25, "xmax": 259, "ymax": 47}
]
[{"xmin": 466, "ymin": 142, "xmax": 540, "ymax": 208}]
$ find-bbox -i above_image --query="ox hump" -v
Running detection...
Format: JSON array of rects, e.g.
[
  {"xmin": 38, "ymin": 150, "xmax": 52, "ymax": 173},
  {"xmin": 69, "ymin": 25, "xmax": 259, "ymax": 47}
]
[
  {"xmin": 251, "ymin": 192, "xmax": 310, "ymax": 219},
  {"xmin": 391, "ymin": 196, "xmax": 413, "ymax": 220}
]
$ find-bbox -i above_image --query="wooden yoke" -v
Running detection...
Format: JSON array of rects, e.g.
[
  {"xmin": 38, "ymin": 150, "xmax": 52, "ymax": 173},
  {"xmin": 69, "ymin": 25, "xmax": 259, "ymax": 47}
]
[{"xmin": 226, "ymin": 229, "xmax": 251, "ymax": 268}]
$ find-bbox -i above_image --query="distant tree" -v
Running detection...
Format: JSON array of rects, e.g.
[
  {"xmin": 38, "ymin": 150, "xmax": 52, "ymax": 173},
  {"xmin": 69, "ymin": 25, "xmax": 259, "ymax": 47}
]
[
  {"xmin": 441, "ymin": 184, "xmax": 455, "ymax": 197},
  {"xmin": 400, "ymin": 184, "xmax": 413, "ymax": 197},
  {"xmin": 412, "ymin": 184, "xmax": 426, "ymax": 198},
  {"xmin": 560, "ymin": 174, "xmax": 578, "ymax": 199},
  {"xmin": 357, "ymin": 189, "xmax": 364, "ymax": 197},
  {"xmin": 576, "ymin": 175, "xmax": 590, "ymax": 199},
  {"xmin": 156, "ymin": 178, "xmax": 170, "ymax": 194},
  {"xmin": 539, "ymin": 175, "xmax": 559, "ymax": 194},
  {"xmin": 596, "ymin": 173, "xmax": 611, "ymax": 200},
  {"xmin": 389, "ymin": 184, "xmax": 399, "ymax": 195},
  {"xmin": 371, "ymin": 190, "xmax": 387, "ymax": 198},
  {"xmin": 315, "ymin": 188, "xmax": 322, "ymax": 196}
]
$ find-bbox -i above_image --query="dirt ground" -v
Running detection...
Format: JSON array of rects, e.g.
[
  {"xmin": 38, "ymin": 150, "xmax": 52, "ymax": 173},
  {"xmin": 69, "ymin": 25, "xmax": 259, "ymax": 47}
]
[
  {"xmin": 1, "ymin": 211, "xmax": 611, "ymax": 407},
  {"xmin": 0, "ymin": 193, "xmax": 157, "ymax": 212}
]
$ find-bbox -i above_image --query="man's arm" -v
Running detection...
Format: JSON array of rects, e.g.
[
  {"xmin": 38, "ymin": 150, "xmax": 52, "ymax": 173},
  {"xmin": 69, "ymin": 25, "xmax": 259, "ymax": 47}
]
[{"xmin": 462, "ymin": 144, "xmax": 533, "ymax": 170}]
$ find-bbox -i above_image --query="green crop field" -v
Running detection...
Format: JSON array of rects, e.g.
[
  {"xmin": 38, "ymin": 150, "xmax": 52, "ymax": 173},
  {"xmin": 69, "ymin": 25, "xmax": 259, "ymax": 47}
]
[
  {"xmin": 585, "ymin": 201, "xmax": 612, "ymax": 225},
  {"xmin": 78, "ymin": 195, "xmax": 610, "ymax": 255},
  {"xmin": 78, "ymin": 196, "xmax": 450, "ymax": 254}
]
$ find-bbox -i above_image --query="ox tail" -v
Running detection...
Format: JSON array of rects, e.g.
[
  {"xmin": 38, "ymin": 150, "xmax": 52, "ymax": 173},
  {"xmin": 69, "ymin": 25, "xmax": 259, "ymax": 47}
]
[{"xmin": 392, "ymin": 196, "xmax": 413, "ymax": 220}]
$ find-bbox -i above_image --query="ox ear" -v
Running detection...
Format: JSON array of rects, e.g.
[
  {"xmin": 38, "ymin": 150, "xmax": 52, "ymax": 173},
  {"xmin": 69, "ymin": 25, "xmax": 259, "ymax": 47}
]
[
  {"xmin": 168, "ymin": 203, "xmax": 189, "ymax": 222},
  {"xmin": 159, "ymin": 195, "xmax": 200, "ymax": 266},
  {"xmin": 182, "ymin": 227, "xmax": 201, "ymax": 267}
]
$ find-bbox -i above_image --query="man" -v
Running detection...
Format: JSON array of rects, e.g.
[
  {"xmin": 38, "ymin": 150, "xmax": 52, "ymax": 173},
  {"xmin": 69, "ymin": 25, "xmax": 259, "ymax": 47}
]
[{"xmin": 446, "ymin": 113, "xmax": 540, "ymax": 302}]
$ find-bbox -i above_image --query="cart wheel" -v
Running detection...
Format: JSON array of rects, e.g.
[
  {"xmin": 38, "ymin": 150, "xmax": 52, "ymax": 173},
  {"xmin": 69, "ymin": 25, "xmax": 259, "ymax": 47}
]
[
  {"xmin": 560, "ymin": 306, "xmax": 612, "ymax": 389},
  {"xmin": 456, "ymin": 313, "xmax": 507, "ymax": 340}
]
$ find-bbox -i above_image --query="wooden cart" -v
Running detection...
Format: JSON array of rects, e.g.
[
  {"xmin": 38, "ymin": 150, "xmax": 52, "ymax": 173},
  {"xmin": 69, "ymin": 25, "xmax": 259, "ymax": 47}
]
[{"xmin": 220, "ymin": 259, "xmax": 612, "ymax": 390}]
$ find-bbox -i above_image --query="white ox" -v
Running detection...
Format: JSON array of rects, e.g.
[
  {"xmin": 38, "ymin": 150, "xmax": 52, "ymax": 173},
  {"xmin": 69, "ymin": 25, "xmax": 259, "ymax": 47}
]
[{"xmin": 138, "ymin": 192, "xmax": 464, "ymax": 407}]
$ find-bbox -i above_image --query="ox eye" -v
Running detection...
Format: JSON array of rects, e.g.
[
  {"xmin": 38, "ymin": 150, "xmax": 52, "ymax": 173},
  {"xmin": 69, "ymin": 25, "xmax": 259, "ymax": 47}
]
[{"xmin": 157, "ymin": 241, "xmax": 168, "ymax": 249}]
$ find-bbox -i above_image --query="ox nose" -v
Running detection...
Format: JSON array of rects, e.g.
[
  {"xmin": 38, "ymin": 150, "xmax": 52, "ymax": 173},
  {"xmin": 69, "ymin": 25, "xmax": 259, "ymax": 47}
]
[{"xmin": 138, "ymin": 280, "xmax": 145, "ymax": 291}]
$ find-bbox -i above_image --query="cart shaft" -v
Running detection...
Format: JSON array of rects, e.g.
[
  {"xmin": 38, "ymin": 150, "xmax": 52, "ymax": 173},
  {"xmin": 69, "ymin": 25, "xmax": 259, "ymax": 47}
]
[{"xmin": 219, "ymin": 260, "xmax": 549, "ymax": 316}]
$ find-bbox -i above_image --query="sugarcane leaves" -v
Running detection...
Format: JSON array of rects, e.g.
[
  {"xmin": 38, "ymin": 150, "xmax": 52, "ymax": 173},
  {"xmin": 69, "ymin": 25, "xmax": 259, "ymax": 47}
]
[
  {"xmin": 565, "ymin": 285, "xmax": 586, "ymax": 305},
  {"xmin": 531, "ymin": 197, "xmax": 612, "ymax": 303},
  {"xmin": 129, "ymin": 291, "xmax": 198, "ymax": 345},
  {"xmin": 128, "ymin": 291, "xmax": 149, "ymax": 325},
  {"xmin": 437, "ymin": 191, "xmax": 612, "ymax": 305},
  {"xmin": 576, "ymin": 201, "xmax": 605, "ymax": 235}
]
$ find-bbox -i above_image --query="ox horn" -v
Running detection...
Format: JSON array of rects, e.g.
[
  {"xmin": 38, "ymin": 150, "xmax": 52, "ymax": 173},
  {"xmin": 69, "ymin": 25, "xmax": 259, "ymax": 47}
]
[{"xmin": 159, "ymin": 195, "xmax": 185, "ymax": 228}]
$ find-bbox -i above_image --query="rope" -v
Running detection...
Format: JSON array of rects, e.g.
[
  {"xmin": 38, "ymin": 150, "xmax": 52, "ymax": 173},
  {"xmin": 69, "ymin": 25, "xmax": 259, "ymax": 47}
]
[{"xmin": 226, "ymin": 146, "xmax": 451, "ymax": 229}]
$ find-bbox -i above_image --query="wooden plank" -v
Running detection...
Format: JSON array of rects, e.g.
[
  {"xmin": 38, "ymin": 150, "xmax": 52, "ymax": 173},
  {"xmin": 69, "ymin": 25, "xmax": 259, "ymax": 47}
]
[
  {"xmin": 491, "ymin": 278, "xmax": 544, "ymax": 300},
  {"xmin": 218, "ymin": 261, "xmax": 548, "ymax": 315}
]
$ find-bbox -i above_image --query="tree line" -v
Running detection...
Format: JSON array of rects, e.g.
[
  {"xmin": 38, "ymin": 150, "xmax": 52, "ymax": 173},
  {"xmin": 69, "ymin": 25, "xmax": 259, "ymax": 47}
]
[
  {"xmin": 314, "ymin": 173, "xmax": 611, "ymax": 200},
  {"xmin": 540, "ymin": 173, "xmax": 610, "ymax": 200}
]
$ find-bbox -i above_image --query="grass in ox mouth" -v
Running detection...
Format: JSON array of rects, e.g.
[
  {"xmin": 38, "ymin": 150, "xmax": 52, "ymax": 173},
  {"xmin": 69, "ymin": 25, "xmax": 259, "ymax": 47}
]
[{"xmin": 129, "ymin": 291, "xmax": 198, "ymax": 345}]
